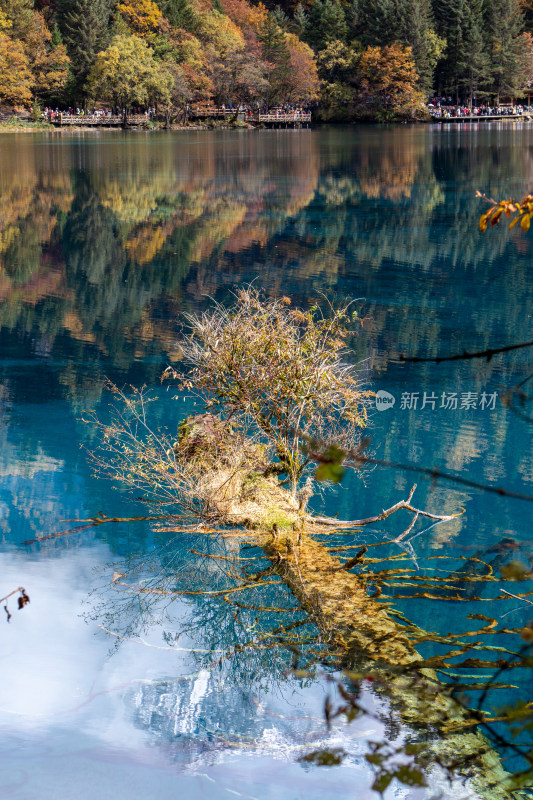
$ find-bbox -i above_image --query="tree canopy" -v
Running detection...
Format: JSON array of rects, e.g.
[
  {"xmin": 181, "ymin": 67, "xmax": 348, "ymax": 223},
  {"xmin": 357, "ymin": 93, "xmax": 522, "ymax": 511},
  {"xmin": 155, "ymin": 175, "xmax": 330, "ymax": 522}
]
[
  {"xmin": 359, "ymin": 44, "xmax": 423, "ymax": 119},
  {"xmin": 86, "ymin": 34, "xmax": 172, "ymax": 110},
  {"xmin": 1, "ymin": 0, "xmax": 533, "ymax": 119},
  {"xmin": 0, "ymin": 30, "xmax": 33, "ymax": 106}
]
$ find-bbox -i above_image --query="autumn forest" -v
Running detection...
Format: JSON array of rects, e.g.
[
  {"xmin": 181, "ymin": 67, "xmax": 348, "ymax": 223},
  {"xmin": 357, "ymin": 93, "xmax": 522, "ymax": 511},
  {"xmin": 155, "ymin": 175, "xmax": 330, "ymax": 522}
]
[{"xmin": 2, "ymin": 0, "xmax": 533, "ymax": 121}]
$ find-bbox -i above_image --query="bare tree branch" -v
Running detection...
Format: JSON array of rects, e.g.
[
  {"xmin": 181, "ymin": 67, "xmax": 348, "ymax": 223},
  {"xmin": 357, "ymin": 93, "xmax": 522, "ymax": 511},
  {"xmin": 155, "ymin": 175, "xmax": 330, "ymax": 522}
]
[
  {"xmin": 309, "ymin": 484, "xmax": 460, "ymax": 527},
  {"xmin": 0, "ymin": 587, "xmax": 25, "ymax": 604}
]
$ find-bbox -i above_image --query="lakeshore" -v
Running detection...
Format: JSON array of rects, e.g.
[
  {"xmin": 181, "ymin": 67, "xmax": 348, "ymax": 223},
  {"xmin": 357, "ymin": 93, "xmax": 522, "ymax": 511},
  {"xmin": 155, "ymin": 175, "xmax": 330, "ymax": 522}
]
[
  {"xmin": 0, "ymin": 114, "xmax": 310, "ymax": 133},
  {"xmin": 0, "ymin": 119, "xmax": 247, "ymax": 133},
  {"xmin": 2, "ymin": 108, "xmax": 533, "ymax": 134}
]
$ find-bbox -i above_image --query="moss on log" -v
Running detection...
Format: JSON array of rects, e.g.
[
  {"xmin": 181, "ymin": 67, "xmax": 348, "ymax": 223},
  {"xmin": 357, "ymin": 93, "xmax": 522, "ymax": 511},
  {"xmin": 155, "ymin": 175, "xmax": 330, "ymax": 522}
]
[
  {"xmin": 176, "ymin": 414, "xmax": 515, "ymax": 797},
  {"xmin": 258, "ymin": 528, "xmax": 514, "ymax": 799}
]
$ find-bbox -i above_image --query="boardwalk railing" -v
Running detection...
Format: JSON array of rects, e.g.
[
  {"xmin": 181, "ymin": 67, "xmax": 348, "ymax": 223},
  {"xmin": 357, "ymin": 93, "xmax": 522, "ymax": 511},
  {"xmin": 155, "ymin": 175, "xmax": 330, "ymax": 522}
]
[
  {"xmin": 189, "ymin": 108, "xmax": 312, "ymax": 125},
  {"xmin": 49, "ymin": 113, "xmax": 150, "ymax": 127},
  {"xmin": 48, "ymin": 108, "xmax": 312, "ymax": 127},
  {"xmin": 189, "ymin": 108, "xmax": 236, "ymax": 118},
  {"xmin": 432, "ymin": 113, "xmax": 531, "ymax": 123},
  {"xmin": 255, "ymin": 112, "xmax": 311, "ymax": 124}
]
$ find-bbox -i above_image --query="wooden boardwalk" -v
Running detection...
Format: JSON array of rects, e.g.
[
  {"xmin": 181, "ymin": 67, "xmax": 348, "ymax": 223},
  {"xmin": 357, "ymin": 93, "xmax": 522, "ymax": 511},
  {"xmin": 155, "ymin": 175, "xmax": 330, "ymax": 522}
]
[
  {"xmin": 189, "ymin": 107, "xmax": 312, "ymax": 126},
  {"xmin": 49, "ymin": 114, "xmax": 149, "ymax": 127},
  {"xmin": 189, "ymin": 108, "xmax": 236, "ymax": 119},
  {"xmin": 256, "ymin": 112, "xmax": 311, "ymax": 126},
  {"xmin": 49, "ymin": 108, "xmax": 312, "ymax": 128},
  {"xmin": 434, "ymin": 114, "xmax": 530, "ymax": 123}
]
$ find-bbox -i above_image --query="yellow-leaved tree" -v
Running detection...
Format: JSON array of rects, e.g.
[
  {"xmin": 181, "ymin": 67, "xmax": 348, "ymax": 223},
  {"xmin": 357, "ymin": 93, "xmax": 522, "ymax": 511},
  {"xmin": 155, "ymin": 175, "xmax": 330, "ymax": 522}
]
[
  {"xmin": 0, "ymin": 30, "xmax": 33, "ymax": 106},
  {"xmin": 21, "ymin": 12, "xmax": 70, "ymax": 101},
  {"xmin": 195, "ymin": 9, "xmax": 244, "ymax": 56},
  {"xmin": 117, "ymin": 0, "xmax": 162, "ymax": 36},
  {"xmin": 0, "ymin": 0, "xmax": 70, "ymax": 105},
  {"xmin": 86, "ymin": 34, "xmax": 173, "ymax": 117}
]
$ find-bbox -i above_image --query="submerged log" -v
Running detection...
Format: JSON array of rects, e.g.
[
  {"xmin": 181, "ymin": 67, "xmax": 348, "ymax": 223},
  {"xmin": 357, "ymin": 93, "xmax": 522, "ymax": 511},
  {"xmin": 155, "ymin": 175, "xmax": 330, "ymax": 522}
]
[
  {"xmin": 174, "ymin": 415, "xmax": 514, "ymax": 796},
  {"xmin": 258, "ymin": 528, "xmax": 513, "ymax": 799}
]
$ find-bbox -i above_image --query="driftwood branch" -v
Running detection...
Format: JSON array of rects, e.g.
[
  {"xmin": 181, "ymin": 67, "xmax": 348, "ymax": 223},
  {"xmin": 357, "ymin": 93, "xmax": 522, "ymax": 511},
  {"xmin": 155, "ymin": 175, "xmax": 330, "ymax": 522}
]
[
  {"xmin": 0, "ymin": 586, "xmax": 25, "ymax": 604},
  {"xmin": 394, "ymin": 510, "xmax": 420, "ymax": 542},
  {"xmin": 31, "ymin": 484, "xmax": 457, "ymax": 546},
  {"xmin": 309, "ymin": 484, "xmax": 460, "ymax": 528},
  {"xmin": 501, "ymin": 589, "xmax": 533, "ymax": 607},
  {"xmin": 22, "ymin": 514, "xmax": 177, "ymax": 546}
]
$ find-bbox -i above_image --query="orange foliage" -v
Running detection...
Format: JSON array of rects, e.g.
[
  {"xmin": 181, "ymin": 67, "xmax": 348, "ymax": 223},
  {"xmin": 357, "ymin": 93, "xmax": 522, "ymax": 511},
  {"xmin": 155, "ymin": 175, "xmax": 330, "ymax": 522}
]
[
  {"xmin": 358, "ymin": 145, "xmax": 418, "ymax": 201},
  {"xmin": 0, "ymin": 31, "xmax": 32, "ymax": 106},
  {"xmin": 519, "ymin": 0, "xmax": 533, "ymax": 13},
  {"xmin": 218, "ymin": 0, "xmax": 267, "ymax": 37},
  {"xmin": 173, "ymin": 29, "xmax": 214, "ymax": 100},
  {"xmin": 285, "ymin": 32, "xmax": 319, "ymax": 103},
  {"xmin": 23, "ymin": 12, "xmax": 69, "ymax": 97},
  {"xmin": 359, "ymin": 44, "xmax": 421, "ymax": 114},
  {"xmin": 478, "ymin": 192, "xmax": 533, "ymax": 233}
]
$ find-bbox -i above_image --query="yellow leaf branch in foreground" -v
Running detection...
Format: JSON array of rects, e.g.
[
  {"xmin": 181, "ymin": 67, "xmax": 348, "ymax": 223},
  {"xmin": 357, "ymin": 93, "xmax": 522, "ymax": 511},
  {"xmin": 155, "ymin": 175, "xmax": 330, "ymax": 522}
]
[{"xmin": 477, "ymin": 190, "xmax": 533, "ymax": 232}]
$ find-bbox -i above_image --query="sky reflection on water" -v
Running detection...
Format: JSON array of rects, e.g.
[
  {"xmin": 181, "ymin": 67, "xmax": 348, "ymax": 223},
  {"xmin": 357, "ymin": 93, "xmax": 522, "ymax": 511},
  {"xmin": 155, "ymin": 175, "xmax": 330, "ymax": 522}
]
[{"xmin": 0, "ymin": 125, "xmax": 532, "ymax": 798}]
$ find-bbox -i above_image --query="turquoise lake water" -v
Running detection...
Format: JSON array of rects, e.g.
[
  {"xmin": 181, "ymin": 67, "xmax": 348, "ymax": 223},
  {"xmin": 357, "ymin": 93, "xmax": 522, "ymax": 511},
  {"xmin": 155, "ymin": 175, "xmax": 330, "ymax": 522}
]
[{"xmin": 0, "ymin": 125, "xmax": 532, "ymax": 799}]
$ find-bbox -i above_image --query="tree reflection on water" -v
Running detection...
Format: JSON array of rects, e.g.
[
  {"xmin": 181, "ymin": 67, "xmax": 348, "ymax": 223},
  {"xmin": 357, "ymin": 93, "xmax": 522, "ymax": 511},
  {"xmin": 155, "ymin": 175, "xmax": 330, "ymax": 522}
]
[{"xmin": 1, "ymin": 126, "xmax": 533, "ymax": 796}]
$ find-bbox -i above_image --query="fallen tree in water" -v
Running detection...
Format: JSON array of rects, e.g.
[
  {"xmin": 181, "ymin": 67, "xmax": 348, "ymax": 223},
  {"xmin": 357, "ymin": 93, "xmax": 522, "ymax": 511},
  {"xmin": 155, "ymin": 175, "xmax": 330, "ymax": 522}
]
[
  {"xmin": 88, "ymin": 288, "xmax": 455, "ymax": 532},
  {"xmin": 85, "ymin": 289, "xmax": 531, "ymax": 798},
  {"xmin": 260, "ymin": 528, "xmax": 523, "ymax": 799}
]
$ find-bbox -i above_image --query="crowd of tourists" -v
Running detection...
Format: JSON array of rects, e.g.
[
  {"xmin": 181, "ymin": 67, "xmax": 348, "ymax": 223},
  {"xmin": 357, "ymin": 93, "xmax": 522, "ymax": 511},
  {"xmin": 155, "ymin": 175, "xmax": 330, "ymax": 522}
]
[
  {"xmin": 190, "ymin": 103, "xmax": 311, "ymax": 116},
  {"xmin": 427, "ymin": 99, "xmax": 532, "ymax": 118},
  {"xmin": 258, "ymin": 105, "xmax": 311, "ymax": 116},
  {"xmin": 43, "ymin": 107, "xmax": 156, "ymax": 121},
  {"xmin": 44, "ymin": 104, "xmax": 310, "ymax": 121}
]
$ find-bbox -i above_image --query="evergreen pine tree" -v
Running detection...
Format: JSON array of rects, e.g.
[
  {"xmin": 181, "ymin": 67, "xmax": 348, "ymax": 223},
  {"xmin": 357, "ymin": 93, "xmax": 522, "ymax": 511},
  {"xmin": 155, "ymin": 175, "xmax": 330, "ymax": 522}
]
[
  {"xmin": 353, "ymin": 0, "xmax": 397, "ymax": 47},
  {"xmin": 304, "ymin": 0, "xmax": 347, "ymax": 51},
  {"xmin": 292, "ymin": 3, "xmax": 307, "ymax": 37},
  {"xmin": 258, "ymin": 13, "xmax": 291, "ymax": 106},
  {"xmin": 398, "ymin": 0, "xmax": 438, "ymax": 93},
  {"xmin": 432, "ymin": 0, "xmax": 467, "ymax": 99},
  {"xmin": 159, "ymin": 0, "xmax": 196, "ymax": 31},
  {"xmin": 486, "ymin": 0, "xmax": 525, "ymax": 103},
  {"xmin": 59, "ymin": 0, "xmax": 111, "ymax": 92},
  {"xmin": 51, "ymin": 24, "xmax": 63, "ymax": 47},
  {"xmin": 457, "ymin": 0, "xmax": 489, "ymax": 106},
  {"xmin": 272, "ymin": 5, "xmax": 290, "ymax": 31}
]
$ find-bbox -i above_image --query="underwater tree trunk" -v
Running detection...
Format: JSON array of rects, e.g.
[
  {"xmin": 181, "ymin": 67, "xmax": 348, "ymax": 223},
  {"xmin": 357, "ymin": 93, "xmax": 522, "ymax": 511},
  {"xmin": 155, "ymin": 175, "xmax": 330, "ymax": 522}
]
[{"xmin": 259, "ymin": 527, "xmax": 513, "ymax": 799}]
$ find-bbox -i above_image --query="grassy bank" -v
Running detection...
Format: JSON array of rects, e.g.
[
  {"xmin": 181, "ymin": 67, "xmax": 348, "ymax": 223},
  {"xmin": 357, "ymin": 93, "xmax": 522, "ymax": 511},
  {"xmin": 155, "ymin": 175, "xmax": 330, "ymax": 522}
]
[
  {"xmin": 0, "ymin": 117, "xmax": 255, "ymax": 133},
  {"xmin": 0, "ymin": 118, "xmax": 54, "ymax": 132}
]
